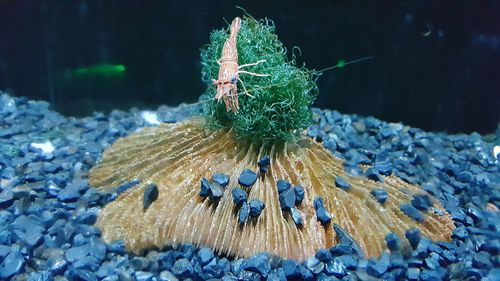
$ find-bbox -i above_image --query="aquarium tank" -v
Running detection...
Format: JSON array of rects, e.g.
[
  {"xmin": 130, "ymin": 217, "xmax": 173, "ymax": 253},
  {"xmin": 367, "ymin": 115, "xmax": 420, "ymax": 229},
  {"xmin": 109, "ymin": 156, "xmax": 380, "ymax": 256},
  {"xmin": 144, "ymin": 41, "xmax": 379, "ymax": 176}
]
[{"xmin": 0, "ymin": 2, "xmax": 499, "ymax": 281}]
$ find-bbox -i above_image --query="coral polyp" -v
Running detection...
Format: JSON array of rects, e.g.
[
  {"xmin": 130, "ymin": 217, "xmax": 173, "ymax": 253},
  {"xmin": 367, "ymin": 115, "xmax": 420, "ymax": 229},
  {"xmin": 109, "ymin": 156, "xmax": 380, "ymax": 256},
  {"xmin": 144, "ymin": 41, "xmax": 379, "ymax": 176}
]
[{"xmin": 89, "ymin": 119, "xmax": 454, "ymax": 261}]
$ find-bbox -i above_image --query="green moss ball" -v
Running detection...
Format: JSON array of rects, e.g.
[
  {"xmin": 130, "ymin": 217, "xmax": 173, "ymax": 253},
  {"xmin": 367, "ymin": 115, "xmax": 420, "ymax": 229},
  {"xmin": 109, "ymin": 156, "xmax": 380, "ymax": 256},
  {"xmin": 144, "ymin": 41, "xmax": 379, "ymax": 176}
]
[{"xmin": 200, "ymin": 15, "xmax": 318, "ymax": 144}]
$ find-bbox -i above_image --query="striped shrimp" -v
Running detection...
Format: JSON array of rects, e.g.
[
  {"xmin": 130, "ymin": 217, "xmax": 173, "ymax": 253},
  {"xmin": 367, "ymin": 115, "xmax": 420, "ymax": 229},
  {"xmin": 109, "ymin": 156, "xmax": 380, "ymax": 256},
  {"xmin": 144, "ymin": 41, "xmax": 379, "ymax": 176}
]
[{"xmin": 212, "ymin": 17, "xmax": 269, "ymax": 112}]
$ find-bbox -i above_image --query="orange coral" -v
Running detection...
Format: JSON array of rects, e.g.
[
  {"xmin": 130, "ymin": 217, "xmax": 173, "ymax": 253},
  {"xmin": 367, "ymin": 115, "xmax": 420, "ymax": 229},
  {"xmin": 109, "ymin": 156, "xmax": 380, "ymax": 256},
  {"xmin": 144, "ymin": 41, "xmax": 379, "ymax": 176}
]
[{"xmin": 89, "ymin": 119, "xmax": 454, "ymax": 261}]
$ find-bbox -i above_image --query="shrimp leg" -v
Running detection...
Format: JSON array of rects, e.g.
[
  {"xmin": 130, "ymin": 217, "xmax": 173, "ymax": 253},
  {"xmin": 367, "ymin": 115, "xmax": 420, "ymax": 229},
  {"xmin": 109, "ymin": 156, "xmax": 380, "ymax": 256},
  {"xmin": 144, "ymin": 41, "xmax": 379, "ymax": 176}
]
[
  {"xmin": 238, "ymin": 59, "xmax": 267, "ymax": 69},
  {"xmin": 238, "ymin": 77, "xmax": 254, "ymax": 98}
]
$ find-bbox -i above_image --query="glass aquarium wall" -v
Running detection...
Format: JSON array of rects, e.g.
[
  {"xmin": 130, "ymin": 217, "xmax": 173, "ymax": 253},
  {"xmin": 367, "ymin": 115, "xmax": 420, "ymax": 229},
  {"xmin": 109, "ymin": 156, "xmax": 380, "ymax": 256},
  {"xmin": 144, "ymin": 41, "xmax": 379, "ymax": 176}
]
[{"xmin": 0, "ymin": 0, "xmax": 498, "ymax": 134}]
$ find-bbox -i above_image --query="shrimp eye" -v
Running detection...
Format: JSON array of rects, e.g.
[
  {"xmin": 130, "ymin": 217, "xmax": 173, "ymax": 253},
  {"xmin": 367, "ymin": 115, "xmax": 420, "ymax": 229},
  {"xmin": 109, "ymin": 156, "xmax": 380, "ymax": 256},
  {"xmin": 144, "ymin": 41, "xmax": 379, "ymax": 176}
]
[{"xmin": 230, "ymin": 76, "xmax": 237, "ymax": 84}]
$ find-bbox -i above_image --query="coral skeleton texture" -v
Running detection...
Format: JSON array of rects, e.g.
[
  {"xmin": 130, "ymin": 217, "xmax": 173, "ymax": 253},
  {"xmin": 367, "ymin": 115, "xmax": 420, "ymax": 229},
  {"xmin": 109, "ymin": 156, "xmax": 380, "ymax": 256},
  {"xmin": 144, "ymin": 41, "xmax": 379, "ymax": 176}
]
[{"xmin": 89, "ymin": 119, "xmax": 454, "ymax": 261}]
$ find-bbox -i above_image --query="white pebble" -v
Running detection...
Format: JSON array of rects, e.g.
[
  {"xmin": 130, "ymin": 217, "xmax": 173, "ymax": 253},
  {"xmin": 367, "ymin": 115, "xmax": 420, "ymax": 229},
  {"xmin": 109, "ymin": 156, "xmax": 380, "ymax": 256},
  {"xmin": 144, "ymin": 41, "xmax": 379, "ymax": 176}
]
[
  {"xmin": 30, "ymin": 141, "xmax": 55, "ymax": 154},
  {"xmin": 493, "ymin": 145, "xmax": 500, "ymax": 159},
  {"xmin": 141, "ymin": 111, "xmax": 160, "ymax": 125}
]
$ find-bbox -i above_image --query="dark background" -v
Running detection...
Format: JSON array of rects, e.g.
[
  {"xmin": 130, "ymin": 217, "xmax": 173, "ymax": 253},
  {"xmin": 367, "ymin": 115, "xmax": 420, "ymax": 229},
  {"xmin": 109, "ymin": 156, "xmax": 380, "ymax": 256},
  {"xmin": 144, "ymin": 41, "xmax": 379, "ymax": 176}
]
[{"xmin": 0, "ymin": 1, "xmax": 498, "ymax": 134}]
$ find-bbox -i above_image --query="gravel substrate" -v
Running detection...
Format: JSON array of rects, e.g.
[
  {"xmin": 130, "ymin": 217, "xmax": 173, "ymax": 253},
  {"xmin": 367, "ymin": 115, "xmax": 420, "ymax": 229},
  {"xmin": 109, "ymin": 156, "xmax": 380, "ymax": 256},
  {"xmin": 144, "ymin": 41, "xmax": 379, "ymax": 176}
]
[{"xmin": 0, "ymin": 93, "xmax": 498, "ymax": 281}]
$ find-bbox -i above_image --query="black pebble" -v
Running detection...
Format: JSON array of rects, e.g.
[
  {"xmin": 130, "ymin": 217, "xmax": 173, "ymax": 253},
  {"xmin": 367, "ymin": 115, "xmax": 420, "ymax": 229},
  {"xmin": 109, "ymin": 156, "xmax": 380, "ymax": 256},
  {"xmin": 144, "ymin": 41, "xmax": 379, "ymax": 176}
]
[
  {"xmin": 333, "ymin": 223, "xmax": 364, "ymax": 257},
  {"xmin": 334, "ymin": 176, "xmax": 352, "ymax": 190},
  {"xmin": 199, "ymin": 178, "xmax": 211, "ymax": 198},
  {"xmin": 400, "ymin": 204, "xmax": 425, "ymax": 222},
  {"xmin": 209, "ymin": 182, "xmax": 224, "ymax": 200},
  {"xmin": 279, "ymin": 188, "xmax": 296, "ymax": 211},
  {"xmin": 232, "ymin": 188, "xmax": 248, "ymax": 206},
  {"xmin": 290, "ymin": 207, "xmax": 303, "ymax": 226},
  {"xmin": 143, "ymin": 183, "xmax": 159, "ymax": 210},
  {"xmin": 411, "ymin": 194, "xmax": 432, "ymax": 211},
  {"xmin": 276, "ymin": 180, "xmax": 291, "ymax": 194},
  {"xmin": 294, "ymin": 185, "xmax": 305, "ymax": 205},
  {"xmin": 406, "ymin": 228, "xmax": 421, "ymax": 249},
  {"xmin": 0, "ymin": 189, "xmax": 14, "ymax": 209},
  {"xmin": 257, "ymin": 155, "xmax": 271, "ymax": 174},
  {"xmin": 385, "ymin": 232, "xmax": 400, "ymax": 251},
  {"xmin": 316, "ymin": 207, "xmax": 332, "ymax": 225},
  {"xmin": 370, "ymin": 188, "xmax": 388, "ymax": 205},
  {"xmin": 249, "ymin": 199, "xmax": 265, "ymax": 218},
  {"xmin": 212, "ymin": 173, "xmax": 230, "ymax": 188},
  {"xmin": 238, "ymin": 169, "xmax": 258, "ymax": 188},
  {"xmin": 364, "ymin": 167, "xmax": 384, "ymax": 182},
  {"xmin": 313, "ymin": 197, "xmax": 324, "ymax": 210},
  {"xmin": 239, "ymin": 202, "xmax": 250, "ymax": 224}
]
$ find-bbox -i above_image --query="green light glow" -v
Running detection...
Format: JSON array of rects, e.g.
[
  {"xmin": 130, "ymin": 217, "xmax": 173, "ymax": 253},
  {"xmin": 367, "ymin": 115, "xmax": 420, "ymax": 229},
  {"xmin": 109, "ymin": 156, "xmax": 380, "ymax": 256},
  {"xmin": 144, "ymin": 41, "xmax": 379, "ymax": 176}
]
[
  {"xmin": 336, "ymin": 59, "xmax": 346, "ymax": 68},
  {"xmin": 73, "ymin": 63, "xmax": 126, "ymax": 77}
]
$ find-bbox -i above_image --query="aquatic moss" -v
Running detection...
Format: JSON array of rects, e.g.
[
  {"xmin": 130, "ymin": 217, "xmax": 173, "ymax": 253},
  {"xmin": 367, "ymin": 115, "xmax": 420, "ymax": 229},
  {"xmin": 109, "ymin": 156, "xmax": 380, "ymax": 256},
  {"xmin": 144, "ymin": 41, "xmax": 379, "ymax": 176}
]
[{"xmin": 200, "ymin": 15, "xmax": 318, "ymax": 144}]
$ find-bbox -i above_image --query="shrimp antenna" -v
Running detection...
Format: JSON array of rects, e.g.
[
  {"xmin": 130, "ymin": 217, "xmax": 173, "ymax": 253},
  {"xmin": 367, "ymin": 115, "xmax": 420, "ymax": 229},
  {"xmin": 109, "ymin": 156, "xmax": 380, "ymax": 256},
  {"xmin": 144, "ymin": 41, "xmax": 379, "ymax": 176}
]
[
  {"xmin": 313, "ymin": 55, "xmax": 375, "ymax": 74},
  {"xmin": 184, "ymin": 56, "xmax": 376, "ymax": 107},
  {"xmin": 239, "ymin": 56, "xmax": 375, "ymax": 95},
  {"xmin": 236, "ymin": 6, "xmax": 254, "ymax": 19}
]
